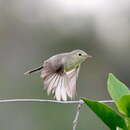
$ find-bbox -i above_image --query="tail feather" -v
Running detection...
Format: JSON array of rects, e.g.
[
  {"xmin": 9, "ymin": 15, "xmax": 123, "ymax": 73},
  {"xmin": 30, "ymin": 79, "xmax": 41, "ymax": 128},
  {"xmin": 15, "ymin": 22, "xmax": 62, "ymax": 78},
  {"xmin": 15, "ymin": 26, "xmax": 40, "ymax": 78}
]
[{"xmin": 24, "ymin": 66, "xmax": 43, "ymax": 75}]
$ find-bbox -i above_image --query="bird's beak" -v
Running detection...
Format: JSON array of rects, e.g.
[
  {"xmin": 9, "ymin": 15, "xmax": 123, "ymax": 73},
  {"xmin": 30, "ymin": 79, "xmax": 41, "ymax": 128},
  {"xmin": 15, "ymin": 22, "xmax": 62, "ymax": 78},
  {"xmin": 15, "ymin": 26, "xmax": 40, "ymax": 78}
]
[
  {"xmin": 87, "ymin": 54, "xmax": 92, "ymax": 58},
  {"xmin": 82, "ymin": 54, "xmax": 92, "ymax": 59}
]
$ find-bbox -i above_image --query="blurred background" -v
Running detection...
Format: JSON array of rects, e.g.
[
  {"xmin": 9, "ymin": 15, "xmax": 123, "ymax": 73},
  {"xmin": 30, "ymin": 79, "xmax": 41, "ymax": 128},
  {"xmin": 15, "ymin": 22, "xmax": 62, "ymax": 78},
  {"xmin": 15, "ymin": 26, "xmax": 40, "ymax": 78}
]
[{"xmin": 0, "ymin": 0, "xmax": 129, "ymax": 129}]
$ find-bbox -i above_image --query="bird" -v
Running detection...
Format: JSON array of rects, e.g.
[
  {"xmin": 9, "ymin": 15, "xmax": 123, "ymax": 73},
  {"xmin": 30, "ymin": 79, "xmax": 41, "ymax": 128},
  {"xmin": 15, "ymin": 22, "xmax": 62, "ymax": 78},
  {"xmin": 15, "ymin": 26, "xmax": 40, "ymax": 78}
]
[{"xmin": 24, "ymin": 49, "xmax": 92, "ymax": 101}]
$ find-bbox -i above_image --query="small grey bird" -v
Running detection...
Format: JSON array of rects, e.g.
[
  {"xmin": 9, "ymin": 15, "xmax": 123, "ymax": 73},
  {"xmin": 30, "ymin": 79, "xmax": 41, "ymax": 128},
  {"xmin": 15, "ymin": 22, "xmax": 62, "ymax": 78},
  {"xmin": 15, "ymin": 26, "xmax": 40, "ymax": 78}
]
[{"xmin": 24, "ymin": 49, "xmax": 92, "ymax": 101}]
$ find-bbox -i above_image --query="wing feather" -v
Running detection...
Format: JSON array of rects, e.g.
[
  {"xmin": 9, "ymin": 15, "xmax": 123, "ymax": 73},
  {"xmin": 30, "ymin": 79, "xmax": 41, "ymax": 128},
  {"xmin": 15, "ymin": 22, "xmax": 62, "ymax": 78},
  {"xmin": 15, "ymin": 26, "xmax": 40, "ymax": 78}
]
[
  {"xmin": 47, "ymin": 74, "xmax": 57, "ymax": 95},
  {"xmin": 66, "ymin": 66, "xmax": 80, "ymax": 98},
  {"xmin": 61, "ymin": 77, "xmax": 67, "ymax": 101},
  {"xmin": 41, "ymin": 62, "xmax": 80, "ymax": 101}
]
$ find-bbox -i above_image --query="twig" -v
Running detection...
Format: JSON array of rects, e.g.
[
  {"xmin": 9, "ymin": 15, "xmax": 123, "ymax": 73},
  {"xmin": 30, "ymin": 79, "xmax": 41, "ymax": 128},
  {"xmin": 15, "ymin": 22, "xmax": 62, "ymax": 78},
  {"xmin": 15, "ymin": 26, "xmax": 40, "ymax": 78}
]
[
  {"xmin": 0, "ymin": 98, "xmax": 114, "ymax": 104},
  {"xmin": 73, "ymin": 103, "xmax": 83, "ymax": 130},
  {"xmin": 0, "ymin": 98, "xmax": 82, "ymax": 104}
]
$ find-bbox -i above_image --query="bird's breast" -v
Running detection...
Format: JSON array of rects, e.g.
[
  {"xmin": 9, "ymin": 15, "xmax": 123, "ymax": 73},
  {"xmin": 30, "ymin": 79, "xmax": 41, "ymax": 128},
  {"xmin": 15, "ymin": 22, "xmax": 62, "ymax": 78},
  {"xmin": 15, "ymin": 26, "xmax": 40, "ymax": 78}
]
[{"xmin": 64, "ymin": 62, "xmax": 79, "ymax": 72}]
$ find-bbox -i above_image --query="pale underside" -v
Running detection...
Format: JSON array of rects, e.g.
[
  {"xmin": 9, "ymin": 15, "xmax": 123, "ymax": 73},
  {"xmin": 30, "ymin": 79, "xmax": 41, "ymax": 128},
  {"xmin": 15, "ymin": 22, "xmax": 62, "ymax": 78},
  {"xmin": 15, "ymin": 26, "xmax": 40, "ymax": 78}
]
[{"xmin": 41, "ymin": 60, "xmax": 80, "ymax": 101}]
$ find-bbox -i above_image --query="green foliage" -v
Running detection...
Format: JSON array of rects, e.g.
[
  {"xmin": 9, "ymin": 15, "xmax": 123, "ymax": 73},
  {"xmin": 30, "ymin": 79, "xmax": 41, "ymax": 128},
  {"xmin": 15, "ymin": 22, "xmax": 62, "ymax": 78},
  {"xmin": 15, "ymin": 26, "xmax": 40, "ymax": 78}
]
[
  {"xmin": 116, "ymin": 127, "xmax": 125, "ymax": 130},
  {"xmin": 82, "ymin": 98, "xmax": 127, "ymax": 130},
  {"xmin": 117, "ymin": 94, "xmax": 130, "ymax": 117},
  {"xmin": 107, "ymin": 73, "xmax": 130, "ymax": 102},
  {"xmin": 82, "ymin": 73, "xmax": 130, "ymax": 130}
]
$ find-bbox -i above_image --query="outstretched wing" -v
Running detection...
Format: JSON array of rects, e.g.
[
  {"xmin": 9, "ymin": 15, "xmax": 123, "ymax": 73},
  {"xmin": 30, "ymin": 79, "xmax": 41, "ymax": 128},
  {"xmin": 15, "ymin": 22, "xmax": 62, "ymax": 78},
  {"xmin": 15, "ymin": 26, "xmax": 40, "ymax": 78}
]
[
  {"xmin": 41, "ymin": 61, "xmax": 80, "ymax": 101},
  {"xmin": 66, "ymin": 66, "xmax": 80, "ymax": 98}
]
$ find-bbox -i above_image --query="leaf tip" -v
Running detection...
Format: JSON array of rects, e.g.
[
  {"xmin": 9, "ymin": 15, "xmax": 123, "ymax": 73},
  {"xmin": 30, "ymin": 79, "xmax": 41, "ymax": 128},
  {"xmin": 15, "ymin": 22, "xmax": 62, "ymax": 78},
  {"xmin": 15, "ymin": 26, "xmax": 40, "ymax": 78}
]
[
  {"xmin": 107, "ymin": 73, "xmax": 117, "ymax": 87},
  {"xmin": 108, "ymin": 73, "xmax": 115, "ymax": 79}
]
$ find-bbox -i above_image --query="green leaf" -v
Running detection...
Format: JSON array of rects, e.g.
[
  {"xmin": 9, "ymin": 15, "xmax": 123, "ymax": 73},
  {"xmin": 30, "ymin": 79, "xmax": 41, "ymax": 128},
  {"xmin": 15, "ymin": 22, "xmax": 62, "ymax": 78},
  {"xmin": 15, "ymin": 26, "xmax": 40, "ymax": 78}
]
[
  {"xmin": 107, "ymin": 73, "xmax": 130, "ymax": 102},
  {"xmin": 82, "ymin": 98, "xmax": 127, "ymax": 130},
  {"xmin": 116, "ymin": 127, "xmax": 124, "ymax": 130},
  {"xmin": 117, "ymin": 94, "xmax": 130, "ymax": 117}
]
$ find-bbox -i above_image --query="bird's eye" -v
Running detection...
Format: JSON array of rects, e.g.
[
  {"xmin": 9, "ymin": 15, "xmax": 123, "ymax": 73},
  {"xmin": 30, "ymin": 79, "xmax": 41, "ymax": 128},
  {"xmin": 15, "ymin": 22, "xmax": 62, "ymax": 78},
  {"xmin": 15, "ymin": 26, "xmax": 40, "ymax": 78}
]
[{"xmin": 78, "ymin": 53, "xmax": 82, "ymax": 56}]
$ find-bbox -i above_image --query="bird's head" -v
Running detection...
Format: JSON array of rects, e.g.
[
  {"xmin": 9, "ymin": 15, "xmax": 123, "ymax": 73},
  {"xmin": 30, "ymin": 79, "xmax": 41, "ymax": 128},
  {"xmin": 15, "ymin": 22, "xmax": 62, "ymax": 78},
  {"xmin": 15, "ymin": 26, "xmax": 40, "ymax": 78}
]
[
  {"xmin": 64, "ymin": 49, "xmax": 92, "ymax": 71},
  {"xmin": 70, "ymin": 49, "xmax": 92, "ymax": 63}
]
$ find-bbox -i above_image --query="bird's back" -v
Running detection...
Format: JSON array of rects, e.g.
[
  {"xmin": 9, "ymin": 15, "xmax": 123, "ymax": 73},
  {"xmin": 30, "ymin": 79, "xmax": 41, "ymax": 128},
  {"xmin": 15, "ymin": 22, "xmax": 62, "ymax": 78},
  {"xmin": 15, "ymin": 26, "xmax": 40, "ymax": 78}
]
[{"xmin": 42, "ymin": 53, "xmax": 68, "ymax": 76}]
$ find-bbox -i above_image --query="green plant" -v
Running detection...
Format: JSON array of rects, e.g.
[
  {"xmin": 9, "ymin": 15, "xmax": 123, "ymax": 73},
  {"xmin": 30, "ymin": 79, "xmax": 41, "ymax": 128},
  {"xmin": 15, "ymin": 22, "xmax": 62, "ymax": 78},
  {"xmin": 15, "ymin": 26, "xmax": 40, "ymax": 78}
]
[{"xmin": 82, "ymin": 73, "xmax": 130, "ymax": 130}]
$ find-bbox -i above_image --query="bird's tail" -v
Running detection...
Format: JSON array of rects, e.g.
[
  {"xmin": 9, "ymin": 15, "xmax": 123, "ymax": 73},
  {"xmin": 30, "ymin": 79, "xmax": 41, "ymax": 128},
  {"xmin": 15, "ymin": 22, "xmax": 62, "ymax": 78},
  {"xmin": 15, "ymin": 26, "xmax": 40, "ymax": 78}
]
[{"xmin": 24, "ymin": 66, "xmax": 43, "ymax": 75}]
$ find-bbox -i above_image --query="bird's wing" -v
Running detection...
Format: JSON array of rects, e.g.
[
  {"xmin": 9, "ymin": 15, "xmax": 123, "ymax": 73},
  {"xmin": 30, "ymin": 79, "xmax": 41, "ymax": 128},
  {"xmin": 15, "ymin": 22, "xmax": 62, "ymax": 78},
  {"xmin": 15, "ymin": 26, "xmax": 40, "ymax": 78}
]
[
  {"xmin": 66, "ymin": 66, "xmax": 80, "ymax": 98},
  {"xmin": 41, "ymin": 71, "xmax": 68, "ymax": 101},
  {"xmin": 41, "ymin": 61, "xmax": 80, "ymax": 101}
]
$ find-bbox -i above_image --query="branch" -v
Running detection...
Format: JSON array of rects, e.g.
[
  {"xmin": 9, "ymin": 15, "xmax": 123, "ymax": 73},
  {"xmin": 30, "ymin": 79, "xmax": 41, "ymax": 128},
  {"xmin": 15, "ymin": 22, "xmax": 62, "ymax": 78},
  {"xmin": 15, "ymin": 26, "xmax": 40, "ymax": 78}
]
[
  {"xmin": 0, "ymin": 98, "xmax": 114, "ymax": 104},
  {"xmin": 73, "ymin": 103, "xmax": 83, "ymax": 130}
]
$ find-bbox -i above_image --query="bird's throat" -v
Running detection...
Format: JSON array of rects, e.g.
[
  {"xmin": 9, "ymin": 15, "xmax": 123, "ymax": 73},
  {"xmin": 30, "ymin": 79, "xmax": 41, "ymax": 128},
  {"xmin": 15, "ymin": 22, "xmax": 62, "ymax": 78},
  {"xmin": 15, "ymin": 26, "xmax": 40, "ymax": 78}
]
[{"xmin": 64, "ymin": 63, "xmax": 80, "ymax": 72}]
